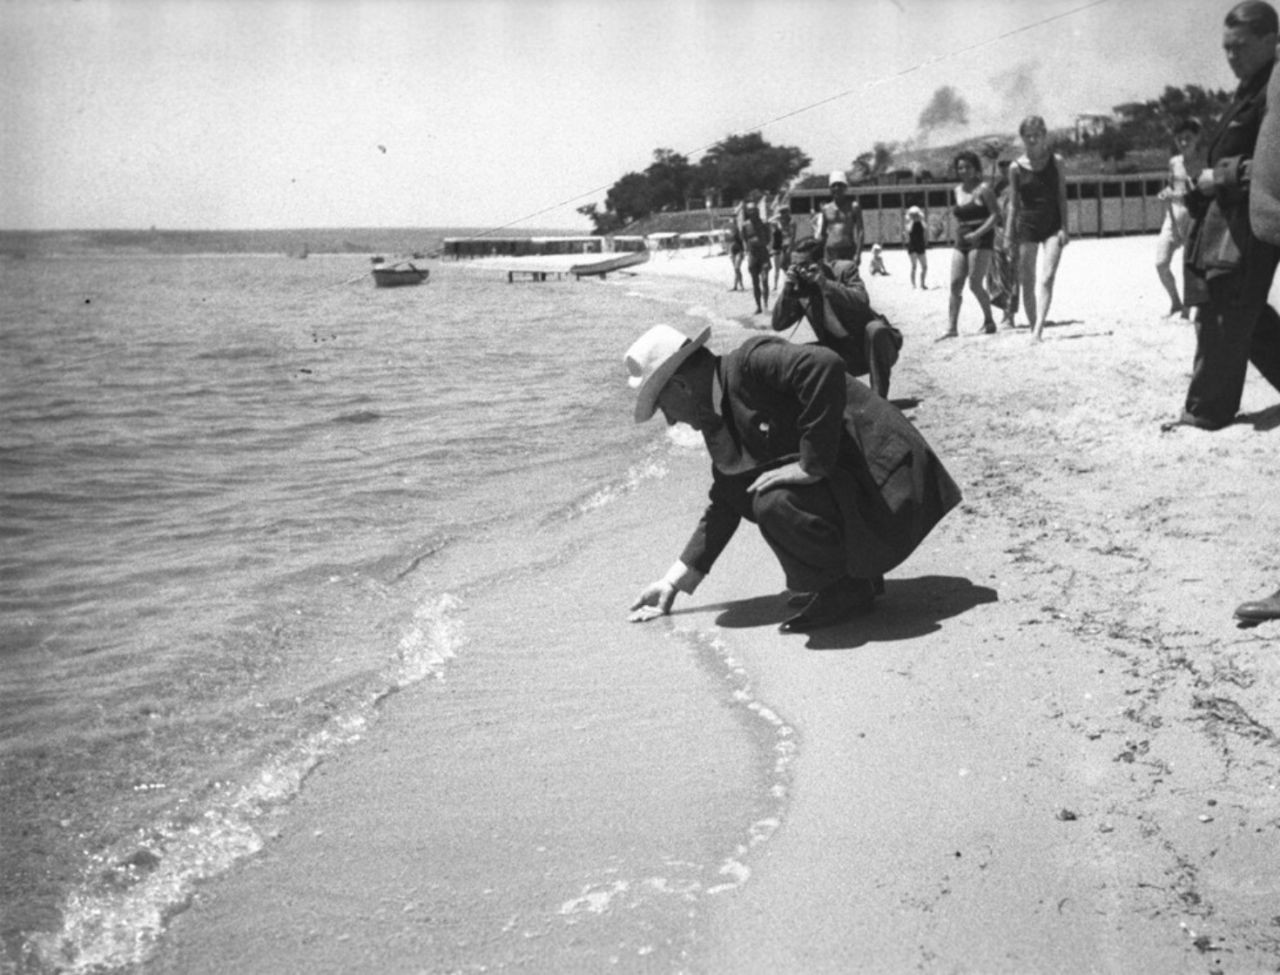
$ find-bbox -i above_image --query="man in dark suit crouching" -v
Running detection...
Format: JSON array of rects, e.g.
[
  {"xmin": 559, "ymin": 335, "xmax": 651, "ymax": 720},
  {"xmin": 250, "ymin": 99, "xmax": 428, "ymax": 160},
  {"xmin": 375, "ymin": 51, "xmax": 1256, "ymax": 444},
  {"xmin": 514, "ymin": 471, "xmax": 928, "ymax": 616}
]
[{"xmin": 625, "ymin": 324, "xmax": 961, "ymax": 632}]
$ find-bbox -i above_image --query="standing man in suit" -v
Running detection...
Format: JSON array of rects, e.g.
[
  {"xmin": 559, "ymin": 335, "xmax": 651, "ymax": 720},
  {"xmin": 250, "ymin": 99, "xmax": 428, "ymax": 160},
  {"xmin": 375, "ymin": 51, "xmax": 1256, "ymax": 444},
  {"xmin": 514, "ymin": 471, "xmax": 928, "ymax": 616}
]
[
  {"xmin": 1172, "ymin": 0, "xmax": 1280, "ymax": 431},
  {"xmin": 623, "ymin": 325, "xmax": 960, "ymax": 632},
  {"xmin": 1233, "ymin": 12, "xmax": 1280, "ymax": 624}
]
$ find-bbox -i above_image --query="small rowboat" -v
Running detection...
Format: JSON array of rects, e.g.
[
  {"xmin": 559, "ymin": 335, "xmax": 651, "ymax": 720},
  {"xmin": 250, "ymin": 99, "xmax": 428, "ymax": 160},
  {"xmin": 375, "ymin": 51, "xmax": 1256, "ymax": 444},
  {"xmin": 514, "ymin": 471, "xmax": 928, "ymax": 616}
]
[
  {"xmin": 569, "ymin": 250, "xmax": 649, "ymax": 277},
  {"xmin": 371, "ymin": 256, "xmax": 430, "ymax": 288}
]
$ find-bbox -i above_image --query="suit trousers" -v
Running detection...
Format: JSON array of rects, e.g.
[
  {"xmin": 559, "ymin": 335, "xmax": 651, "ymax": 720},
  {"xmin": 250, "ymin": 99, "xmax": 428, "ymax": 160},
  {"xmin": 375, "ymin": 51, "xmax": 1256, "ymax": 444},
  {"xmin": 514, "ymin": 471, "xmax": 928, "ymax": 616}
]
[
  {"xmin": 864, "ymin": 320, "xmax": 899, "ymax": 399},
  {"xmin": 751, "ymin": 481, "xmax": 850, "ymax": 592},
  {"xmin": 1182, "ymin": 262, "xmax": 1280, "ymax": 429},
  {"xmin": 823, "ymin": 321, "xmax": 899, "ymax": 399}
]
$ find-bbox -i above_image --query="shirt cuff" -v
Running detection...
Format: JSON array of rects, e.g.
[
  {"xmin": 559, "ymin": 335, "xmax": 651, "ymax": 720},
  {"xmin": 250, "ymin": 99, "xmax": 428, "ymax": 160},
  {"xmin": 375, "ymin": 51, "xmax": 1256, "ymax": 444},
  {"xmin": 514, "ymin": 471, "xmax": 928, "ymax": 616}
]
[
  {"xmin": 663, "ymin": 560, "xmax": 705, "ymax": 594},
  {"xmin": 1215, "ymin": 157, "xmax": 1246, "ymax": 193}
]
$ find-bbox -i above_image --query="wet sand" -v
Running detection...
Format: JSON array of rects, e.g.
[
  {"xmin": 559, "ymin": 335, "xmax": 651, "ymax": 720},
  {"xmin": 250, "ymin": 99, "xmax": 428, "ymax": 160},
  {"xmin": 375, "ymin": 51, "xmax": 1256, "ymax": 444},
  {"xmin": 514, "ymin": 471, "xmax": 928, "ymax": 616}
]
[
  {"xmin": 148, "ymin": 237, "xmax": 1280, "ymax": 973},
  {"xmin": 640, "ymin": 238, "xmax": 1280, "ymax": 972}
]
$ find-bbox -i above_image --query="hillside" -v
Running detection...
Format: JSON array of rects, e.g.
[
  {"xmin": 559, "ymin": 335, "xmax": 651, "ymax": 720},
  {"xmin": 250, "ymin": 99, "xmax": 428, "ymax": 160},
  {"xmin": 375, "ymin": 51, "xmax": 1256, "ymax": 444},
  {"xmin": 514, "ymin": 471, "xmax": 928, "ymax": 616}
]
[
  {"xmin": 891, "ymin": 140, "xmax": 1168, "ymax": 178},
  {"xmin": 621, "ymin": 209, "xmax": 738, "ymax": 237},
  {"xmin": 789, "ymin": 136, "xmax": 1171, "ymax": 189}
]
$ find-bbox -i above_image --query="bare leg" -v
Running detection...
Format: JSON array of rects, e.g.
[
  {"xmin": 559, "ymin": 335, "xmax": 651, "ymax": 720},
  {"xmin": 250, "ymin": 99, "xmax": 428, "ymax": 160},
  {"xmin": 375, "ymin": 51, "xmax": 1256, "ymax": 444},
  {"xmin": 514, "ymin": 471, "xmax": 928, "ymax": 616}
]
[
  {"xmin": 1154, "ymin": 237, "xmax": 1182, "ymax": 315},
  {"xmin": 1016, "ymin": 242, "xmax": 1039, "ymax": 334},
  {"xmin": 946, "ymin": 247, "xmax": 965, "ymax": 337},
  {"xmin": 920, "ymin": 250, "xmax": 928, "ymax": 289},
  {"xmin": 969, "ymin": 248, "xmax": 995, "ymax": 330},
  {"xmin": 1032, "ymin": 235, "xmax": 1065, "ymax": 341}
]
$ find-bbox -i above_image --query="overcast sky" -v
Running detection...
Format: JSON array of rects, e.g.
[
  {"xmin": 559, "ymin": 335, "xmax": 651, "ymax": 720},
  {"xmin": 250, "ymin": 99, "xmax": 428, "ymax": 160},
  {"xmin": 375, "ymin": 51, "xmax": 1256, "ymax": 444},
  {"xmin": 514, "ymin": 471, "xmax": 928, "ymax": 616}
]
[{"xmin": 1, "ymin": 0, "xmax": 1240, "ymax": 232}]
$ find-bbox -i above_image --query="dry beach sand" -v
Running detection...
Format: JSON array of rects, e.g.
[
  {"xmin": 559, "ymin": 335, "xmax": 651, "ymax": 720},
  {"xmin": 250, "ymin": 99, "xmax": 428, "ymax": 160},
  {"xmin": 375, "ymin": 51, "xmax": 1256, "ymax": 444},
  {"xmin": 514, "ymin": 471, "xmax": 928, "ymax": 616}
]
[{"xmin": 145, "ymin": 236, "xmax": 1280, "ymax": 974}]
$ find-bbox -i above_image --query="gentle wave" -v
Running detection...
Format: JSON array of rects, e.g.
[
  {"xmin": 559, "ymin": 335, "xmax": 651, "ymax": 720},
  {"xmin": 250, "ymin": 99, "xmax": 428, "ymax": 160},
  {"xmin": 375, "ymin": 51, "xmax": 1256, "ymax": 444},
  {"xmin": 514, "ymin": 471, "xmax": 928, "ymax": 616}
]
[
  {"xmin": 548, "ymin": 444, "xmax": 672, "ymax": 523},
  {"xmin": 3, "ymin": 252, "xmax": 761, "ymax": 971},
  {"xmin": 22, "ymin": 591, "xmax": 467, "ymax": 974}
]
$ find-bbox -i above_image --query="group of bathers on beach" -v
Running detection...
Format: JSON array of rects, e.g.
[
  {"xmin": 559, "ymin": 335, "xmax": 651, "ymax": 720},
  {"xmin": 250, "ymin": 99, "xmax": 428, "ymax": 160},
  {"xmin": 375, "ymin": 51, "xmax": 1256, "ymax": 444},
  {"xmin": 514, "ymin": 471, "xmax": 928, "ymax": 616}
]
[{"xmin": 725, "ymin": 113, "xmax": 1073, "ymax": 343}]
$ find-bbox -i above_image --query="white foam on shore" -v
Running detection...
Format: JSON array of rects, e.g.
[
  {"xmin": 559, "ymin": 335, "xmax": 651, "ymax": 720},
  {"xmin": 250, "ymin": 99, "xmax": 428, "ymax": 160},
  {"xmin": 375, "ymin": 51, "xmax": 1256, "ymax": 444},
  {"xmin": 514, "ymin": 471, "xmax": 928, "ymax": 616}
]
[
  {"xmin": 561, "ymin": 449, "xmax": 671, "ymax": 519},
  {"xmin": 559, "ymin": 880, "xmax": 632, "ymax": 917},
  {"xmin": 29, "ymin": 593, "xmax": 469, "ymax": 973},
  {"xmin": 26, "ymin": 709, "xmax": 374, "ymax": 973},
  {"xmin": 680, "ymin": 628, "xmax": 799, "ymax": 896},
  {"xmin": 393, "ymin": 592, "xmax": 465, "ymax": 685}
]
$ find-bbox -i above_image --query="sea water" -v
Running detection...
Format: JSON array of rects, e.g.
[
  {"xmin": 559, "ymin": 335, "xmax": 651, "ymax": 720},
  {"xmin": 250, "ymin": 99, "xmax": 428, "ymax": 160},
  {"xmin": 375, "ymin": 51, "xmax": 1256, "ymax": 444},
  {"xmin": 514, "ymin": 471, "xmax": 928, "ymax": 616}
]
[{"xmin": 0, "ymin": 245, "xmax": 790, "ymax": 972}]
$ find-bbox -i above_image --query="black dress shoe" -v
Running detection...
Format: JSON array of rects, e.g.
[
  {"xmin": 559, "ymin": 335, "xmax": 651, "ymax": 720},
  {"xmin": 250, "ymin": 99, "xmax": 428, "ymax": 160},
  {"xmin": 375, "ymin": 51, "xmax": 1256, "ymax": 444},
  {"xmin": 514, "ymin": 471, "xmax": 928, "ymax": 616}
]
[
  {"xmin": 1162, "ymin": 412, "xmax": 1234, "ymax": 433},
  {"xmin": 780, "ymin": 577, "xmax": 875, "ymax": 633},
  {"xmin": 788, "ymin": 576, "xmax": 883, "ymax": 608},
  {"xmin": 1235, "ymin": 588, "xmax": 1280, "ymax": 623}
]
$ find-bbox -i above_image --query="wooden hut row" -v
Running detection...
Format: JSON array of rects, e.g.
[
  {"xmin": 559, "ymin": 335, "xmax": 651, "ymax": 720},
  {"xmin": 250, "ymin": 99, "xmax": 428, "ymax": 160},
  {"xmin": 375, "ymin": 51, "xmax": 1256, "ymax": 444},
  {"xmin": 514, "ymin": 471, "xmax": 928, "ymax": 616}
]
[
  {"xmin": 786, "ymin": 171, "xmax": 1172, "ymax": 247},
  {"xmin": 444, "ymin": 235, "xmax": 606, "ymax": 260}
]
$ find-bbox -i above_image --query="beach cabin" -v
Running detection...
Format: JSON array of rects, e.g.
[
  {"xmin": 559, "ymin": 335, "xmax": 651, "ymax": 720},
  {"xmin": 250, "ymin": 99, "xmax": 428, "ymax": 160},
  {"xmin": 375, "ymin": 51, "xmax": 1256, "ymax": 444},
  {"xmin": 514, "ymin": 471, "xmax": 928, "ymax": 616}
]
[
  {"xmin": 444, "ymin": 235, "xmax": 605, "ymax": 260},
  {"xmin": 610, "ymin": 235, "xmax": 648, "ymax": 253},
  {"xmin": 531, "ymin": 236, "xmax": 604, "ymax": 256},
  {"xmin": 678, "ymin": 230, "xmax": 726, "ymax": 254},
  {"xmin": 785, "ymin": 173, "xmax": 1168, "ymax": 248},
  {"xmin": 645, "ymin": 231, "xmax": 680, "ymax": 255}
]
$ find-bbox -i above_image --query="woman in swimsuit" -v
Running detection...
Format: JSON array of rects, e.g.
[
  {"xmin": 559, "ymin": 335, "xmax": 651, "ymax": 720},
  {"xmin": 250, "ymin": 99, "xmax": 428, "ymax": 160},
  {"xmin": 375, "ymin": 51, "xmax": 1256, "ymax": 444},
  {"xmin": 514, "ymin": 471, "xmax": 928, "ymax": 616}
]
[
  {"xmin": 1005, "ymin": 115, "xmax": 1070, "ymax": 341},
  {"xmin": 942, "ymin": 150, "xmax": 999, "ymax": 339},
  {"xmin": 727, "ymin": 219, "xmax": 745, "ymax": 292},
  {"xmin": 905, "ymin": 205, "xmax": 928, "ymax": 288},
  {"xmin": 1154, "ymin": 118, "xmax": 1201, "ymax": 317}
]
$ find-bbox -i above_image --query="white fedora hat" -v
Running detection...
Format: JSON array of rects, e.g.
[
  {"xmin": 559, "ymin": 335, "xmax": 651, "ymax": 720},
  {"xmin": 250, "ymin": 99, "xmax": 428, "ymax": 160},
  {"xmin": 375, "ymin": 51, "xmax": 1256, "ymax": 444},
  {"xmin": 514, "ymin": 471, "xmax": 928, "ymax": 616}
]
[{"xmin": 624, "ymin": 324, "xmax": 711, "ymax": 422}]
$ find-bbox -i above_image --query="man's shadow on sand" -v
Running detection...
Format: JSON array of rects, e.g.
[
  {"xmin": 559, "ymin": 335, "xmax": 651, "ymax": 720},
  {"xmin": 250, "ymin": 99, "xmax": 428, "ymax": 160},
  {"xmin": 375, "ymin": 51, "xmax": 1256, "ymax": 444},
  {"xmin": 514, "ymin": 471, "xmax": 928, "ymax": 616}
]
[{"xmin": 706, "ymin": 574, "xmax": 997, "ymax": 651}]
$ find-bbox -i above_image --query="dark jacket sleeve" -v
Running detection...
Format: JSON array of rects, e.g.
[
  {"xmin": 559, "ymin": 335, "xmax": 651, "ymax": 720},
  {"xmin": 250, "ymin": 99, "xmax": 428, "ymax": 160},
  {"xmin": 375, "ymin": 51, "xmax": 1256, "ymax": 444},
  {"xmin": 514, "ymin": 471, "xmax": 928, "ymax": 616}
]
[
  {"xmin": 1253, "ymin": 65, "xmax": 1280, "ymax": 245},
  {"xmin": 678, "ymin": 473, "xmax": 748, "ymax": 574},
  {"xmin": 771, "ymin": 280, "xmax": 809, "ymax": 332}
]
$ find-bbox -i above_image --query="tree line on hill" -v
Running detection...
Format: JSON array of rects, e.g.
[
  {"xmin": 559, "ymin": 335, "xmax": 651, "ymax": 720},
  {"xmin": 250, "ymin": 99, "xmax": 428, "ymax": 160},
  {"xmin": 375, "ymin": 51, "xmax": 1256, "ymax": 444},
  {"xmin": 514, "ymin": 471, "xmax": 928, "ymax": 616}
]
[{"xmin": 578, "ymin": 83, "xmax": 1231, "ymax": 235}]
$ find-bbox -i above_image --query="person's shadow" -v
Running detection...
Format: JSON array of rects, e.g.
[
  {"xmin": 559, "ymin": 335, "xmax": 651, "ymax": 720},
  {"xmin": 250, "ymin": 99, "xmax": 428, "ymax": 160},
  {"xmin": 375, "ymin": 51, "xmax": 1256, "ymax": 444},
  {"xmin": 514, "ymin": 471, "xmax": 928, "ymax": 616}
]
[{"xmin": 707, "ymin": 574, "xmax": 998, "ymax": 650}]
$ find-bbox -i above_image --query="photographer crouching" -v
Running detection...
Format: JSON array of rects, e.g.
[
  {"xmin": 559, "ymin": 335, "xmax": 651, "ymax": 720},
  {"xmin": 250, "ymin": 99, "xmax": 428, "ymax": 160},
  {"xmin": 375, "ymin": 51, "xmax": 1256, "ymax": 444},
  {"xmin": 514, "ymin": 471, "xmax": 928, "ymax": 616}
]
[{"xmin": 771, "ymin": 236, "xmax": 903, "ymax": 399}]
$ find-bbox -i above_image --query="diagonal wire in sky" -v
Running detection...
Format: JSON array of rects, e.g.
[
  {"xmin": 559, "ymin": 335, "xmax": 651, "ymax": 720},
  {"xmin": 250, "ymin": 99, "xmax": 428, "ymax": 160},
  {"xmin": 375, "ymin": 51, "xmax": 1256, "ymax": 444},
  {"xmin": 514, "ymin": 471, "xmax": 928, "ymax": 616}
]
[{"xmin": 474, "ymin": 0, "xmax": 1114, "ymax": 239}]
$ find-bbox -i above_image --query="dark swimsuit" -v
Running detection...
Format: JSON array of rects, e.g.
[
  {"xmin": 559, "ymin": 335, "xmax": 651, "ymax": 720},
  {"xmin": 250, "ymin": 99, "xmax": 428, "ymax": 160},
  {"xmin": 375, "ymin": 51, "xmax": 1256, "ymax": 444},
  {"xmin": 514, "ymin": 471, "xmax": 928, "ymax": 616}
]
[
  {"xmin": 953, "ymin": 193, "xmax": 994, "ymax": 253},
  {"xmin": 1013, "ymin": 156, "xmax": 1063, "ymax": 244},
  {"xmin": 907, "ymin": 219, "xmax": 927, "ymax": 254}
]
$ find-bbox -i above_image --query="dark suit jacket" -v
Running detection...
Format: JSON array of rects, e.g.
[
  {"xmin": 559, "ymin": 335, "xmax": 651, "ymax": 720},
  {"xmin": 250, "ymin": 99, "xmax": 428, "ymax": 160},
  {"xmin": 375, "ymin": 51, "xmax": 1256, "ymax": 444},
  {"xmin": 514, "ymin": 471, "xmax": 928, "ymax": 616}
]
[
  {"xmin": 771, "ymin": 262, "xmax": 902, "ymax": 376},
  {"xmin": 1186, "ymin": 59, "xmax": 1276, "ymax": 303},
  {"xmin": 679, "ymin": 336, "xmax": 961, "ymax": 580}
]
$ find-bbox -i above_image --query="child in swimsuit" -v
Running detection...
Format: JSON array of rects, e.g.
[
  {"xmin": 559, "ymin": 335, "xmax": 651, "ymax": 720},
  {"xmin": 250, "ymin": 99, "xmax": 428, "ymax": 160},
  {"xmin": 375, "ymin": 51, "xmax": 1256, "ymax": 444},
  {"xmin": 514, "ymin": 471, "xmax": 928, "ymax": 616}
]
[
  {"xmin": 869, "ymin": 243, "xmax": 889, "ymax": 276},
  {"xmin": 1154, "ymin": 118, "xmax": 1202, "ymax": 317},
  {"xmin": 905, "ymin": 206, "xmax": 928, "ymax": 288}
]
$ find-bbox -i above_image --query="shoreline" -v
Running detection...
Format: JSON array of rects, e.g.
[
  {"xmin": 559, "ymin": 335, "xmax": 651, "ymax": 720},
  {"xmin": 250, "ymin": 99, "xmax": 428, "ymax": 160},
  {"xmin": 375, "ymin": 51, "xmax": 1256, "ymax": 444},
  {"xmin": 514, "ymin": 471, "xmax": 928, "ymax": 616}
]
[
  {"xmin": 143, "ymin": 235, "xmax": 1280, "ymax": 973},
  {"xmin": 636, "ymin": 237, "xmax": 1280, "ymax": 971}
]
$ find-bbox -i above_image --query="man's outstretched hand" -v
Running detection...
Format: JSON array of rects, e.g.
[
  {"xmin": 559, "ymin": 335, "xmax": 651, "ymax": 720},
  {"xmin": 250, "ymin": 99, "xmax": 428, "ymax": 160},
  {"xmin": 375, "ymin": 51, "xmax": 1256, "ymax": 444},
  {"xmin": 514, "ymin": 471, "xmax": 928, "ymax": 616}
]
[{"xmin": 628, "ymin": 580, "xmax": 677, "ymax": 622}]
